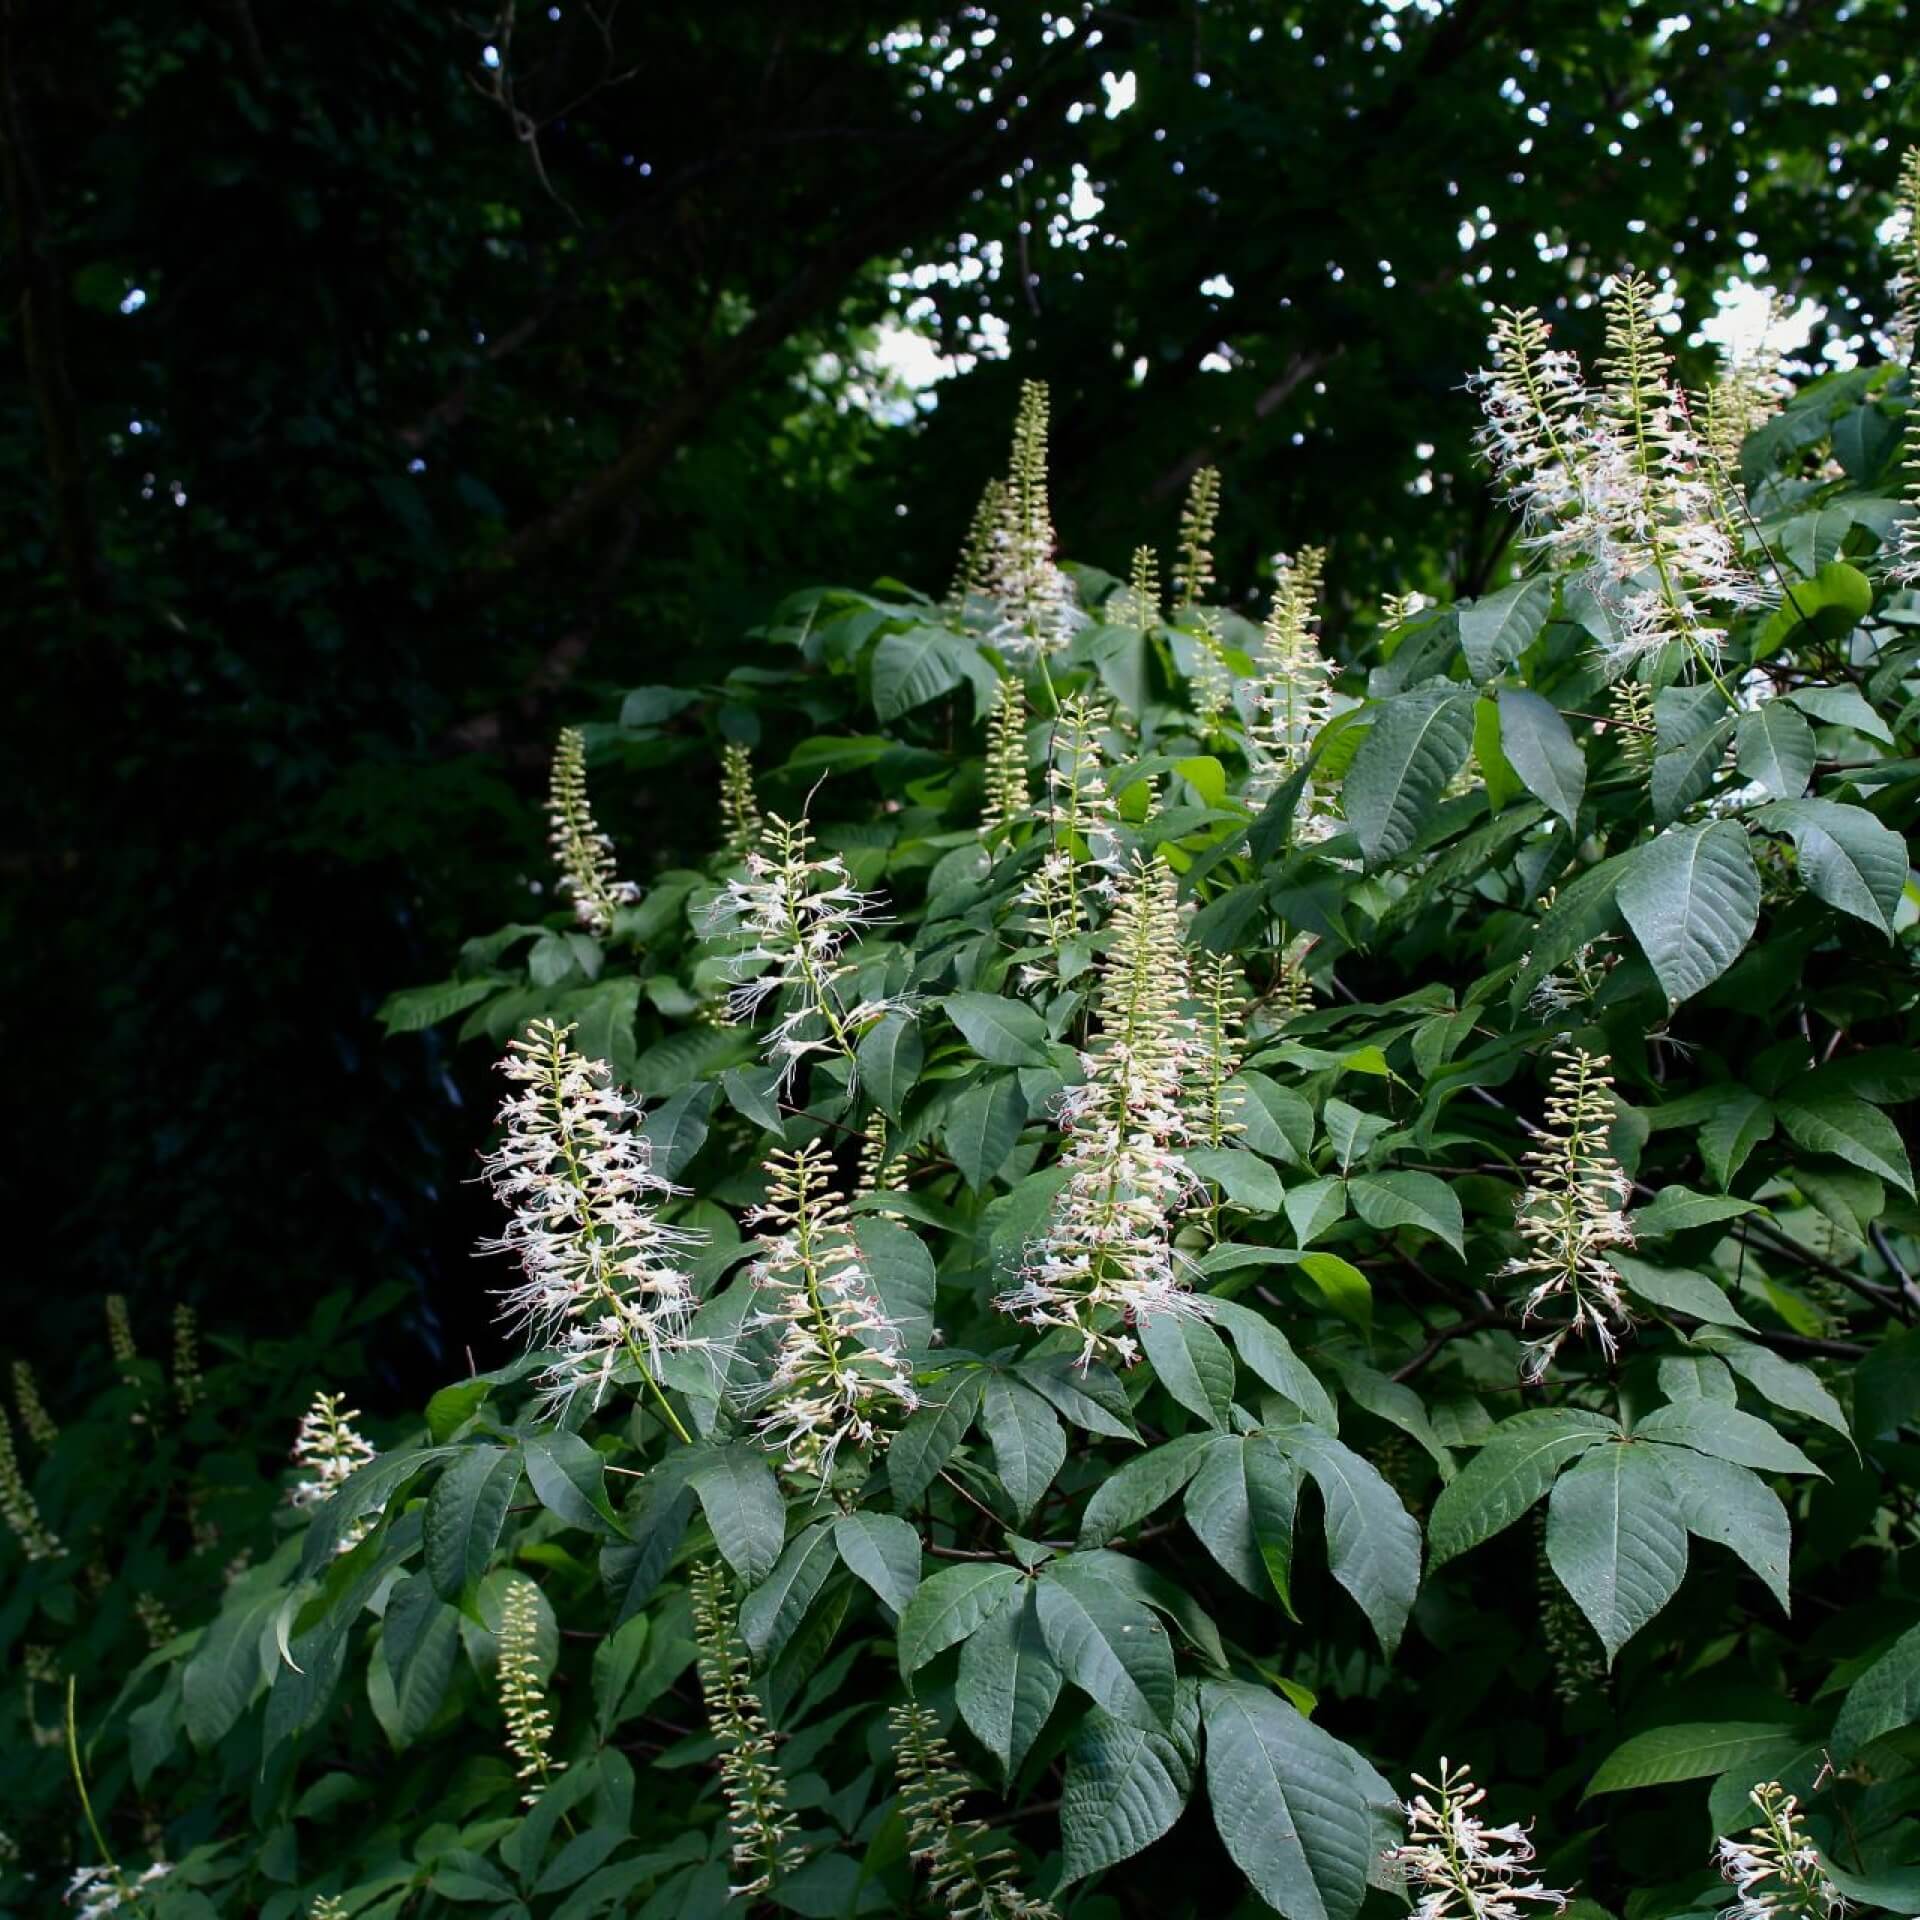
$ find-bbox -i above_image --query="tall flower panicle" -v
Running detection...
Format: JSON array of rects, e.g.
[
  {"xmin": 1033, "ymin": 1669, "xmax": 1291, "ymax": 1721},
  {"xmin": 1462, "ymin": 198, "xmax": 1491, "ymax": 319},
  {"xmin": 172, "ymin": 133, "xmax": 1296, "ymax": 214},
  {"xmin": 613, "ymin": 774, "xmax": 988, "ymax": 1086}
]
[
  {"xmin": 1382, "ymin": 588, "xmax": 1429, "ymax": 627},
  {"xmin": 1383, "ymin": 1759, "xmax": 1569, "ymax": 1920},
  {"xmin": 478, "ymin": 1018, "xmax": 701, "ymax": 1425},
  {"xmin": 12, "ymin": 1360, "xmax": 58, "ymax": 1448},
  {"xmin": 1248, "ymin": 547, "xmax": 1334, "ymax": 805},
  {"xmin": 889, "ymin": 1701, "xmax": 1060, "ymax": 1919},
  {"xmin": 1888, "ymin": 145, "xmax": 1920, "ymax": 362},
  {"xmin": 1175, "ymin": 464, "xmax": 1222, "ymax": 608},
  {"xmin": 0, "ymin": 1405, "xmax": 60, "ymax": 1560},
  {"xmin": 171, "ymin": 1304, "xmax": 201, "ymax": 1413},
  {"xmin": 64, "ymin": 1863, "xmax": 172, "ymax": 1920},
  {"xmin": 981, "ymin": 381, "xmax": 1083, "ymax": 659},
  {"xmin": 1192, "ymin": 950, "xmax": 1247, "ymax": 1152},
  {"xmin": 719, "ymin": 741, "xmax": 764, "ymax": 864},
  {"xmin": 691, "ymin": 1558, "xmax": 804, "ymax": 1897},
  {"xmin": 134, "ymin": 1592, "xmax": 177, "ymax": 1650},
  {"xmin": 1271, "ymin": 930, "xmax": 1319, "ymax": 1023},
  {"xmin": 703, "ymin": 813, "xmax": 908, "ymax": 1090},
  {"xmin": 1605, "ymin": 676, "xmax": 1657, "ymax": 773},
  {"xmin": 498, "ymin": 1578, "xmax": 562, "ymax": 1805},
  {"xmin": 745, "ymin": 1144, "xmax": 918, "ymax": 1476},
  {"xmin": 1015, "ymin": 694, "xmax": 1121, "ymax": 988},
  {"xmin": 1504, "ymin": 1046, "xmax": 1635, "ymax": 1383},
  {"xmin": 1114, "ymin": 544, "xmax": 1162, "ymax": 634},
  {"xmin": 981, "ymin": 679, "xmax": 1032, "ymax": 839},
  {"xmin": 857, "ymin": 1111, "xmax": 905, "ymax": 1217},
  {"xmin": 1473, "ymin": 306, "xmax": 1594, "ymax": 530},
  {"xmin": 547, "ymin": 726, "xmax": 640, "ymax": 936},
  {"xmin": 1715, "ymin": 1783, "xmax": 1846, "ymax": 1920},
  {"xmin": 999, "ymin": 856, "xmax": 1207, "ymax": 1364},
  {"xmin": 950, "ymin": 475, "xmax": 1014, "ymax": 618},
  {"xmin": 289, "ymin": 1391, "xmax": 377, "ymax": 1549}
]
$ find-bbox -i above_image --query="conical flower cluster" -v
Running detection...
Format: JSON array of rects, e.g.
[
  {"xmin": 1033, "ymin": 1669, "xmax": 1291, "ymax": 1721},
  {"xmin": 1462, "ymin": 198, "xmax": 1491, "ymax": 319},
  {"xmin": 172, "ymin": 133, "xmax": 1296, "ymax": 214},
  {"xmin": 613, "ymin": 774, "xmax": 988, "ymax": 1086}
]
[
  {"xmin": 1503, "ymin": 1046, "xmax": 1635, "ymax": 1383},
  {"xmin": 691, "ymin": 1558, "xmax": 804, "ymax": 1897},
  {"xmin": 289, "ymin": 1391, "xmax": 377, "ymax": 1549},
  {"xmin": 1113, "ymin": 544, "xmax": 1161, "ymax": 635},
  {"xmin": 11, "ymin": 1360, "xmax": 57, "ymax": 1448},
  {"xmin": 1015, "ymin": 694, "xmax": 1121, "ymax": 989},
  {"xmin": 497, "ymin": 1578, "xmax": 562, "ymax": 1805},
  {"xmin": 478, "ymin": 1019, "xmax": 701, "ymax": 1423},
  {"xmin": 999, "ymin": 856, "xmax": 1207, "ymax": 1364},
  {"xmin": 0, "ymin": 1405, "xmax": 60, "ymax": 1560},
  {"xmin": 702, "ymin": 813, "xmax": 909, "ymax": 1091},
  {"xmin": 978, "ymin": 381, "xmax": 1084, "ymax": 660},
  {"xmin": 1175, "ymin": 466, "xmax": 1235, "ymax": 729},
  {"xmin": 1714, "ymin": 1782, "xmax": 1846, "ymax": 1920},
  {"xmin": 1383, "ymin": 1759, "xmax": 1568, "ymax": 1920},
  {"xmin": 889, "ymin": 1701, "xmax": 1059, "ymax": 1919},
  {"xmin": 1247, "ymin": 547, "xmax": 1336, "ymax": 824},
  {"xmin": 172, "ymin": 1304, "xmax": 202, "ymax": 1413},
  {"xmin": 547, "ymin": 726, "xmax": 641, "ymax": 936},
  {"xmin": 719, "ymin": 742, "xmax": 764, "ymax": 864},
  {"xmin": 980, "ymin": 680, "xmax": 1032, "ymax": 839},
  {"xmin": 1474, "ymin": 282, "xmax": 1764, "ymax": 679},
  {"xmin": 1888, "ymin": 145, "xmax": 1920, "ymax": 363},
  {"xmin": 1191, "ymin": 950, "xmax": 1247, "ymax": 1153},
  {"xmin": 745, "ymin": 1144, "xmax": 918, "ymax": 1476}
]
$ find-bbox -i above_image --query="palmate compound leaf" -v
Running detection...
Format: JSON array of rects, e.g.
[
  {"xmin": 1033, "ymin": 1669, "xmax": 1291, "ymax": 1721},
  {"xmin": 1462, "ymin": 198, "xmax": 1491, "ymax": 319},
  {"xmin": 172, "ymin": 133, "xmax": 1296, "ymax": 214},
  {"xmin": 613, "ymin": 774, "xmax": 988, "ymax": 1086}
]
[
  {"xmin": 1201, "ymin": 1679, "xmax": 1397, "ymax": 1920},
  {"xmin": 1545, "ymin": 1442, "xmax": 1689, "ymax": 1665},
  {"xmin": 1060, "ymin": 1679, "xmax": 1201, "ymax": 1887}
]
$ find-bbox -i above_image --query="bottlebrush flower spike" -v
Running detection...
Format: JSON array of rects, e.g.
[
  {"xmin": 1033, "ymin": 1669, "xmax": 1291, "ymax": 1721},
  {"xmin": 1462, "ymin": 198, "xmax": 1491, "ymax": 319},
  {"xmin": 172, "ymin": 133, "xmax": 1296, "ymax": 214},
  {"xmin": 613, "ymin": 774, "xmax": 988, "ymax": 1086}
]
[
  {"xmin": 1473, "ymin": 307, "xmax": 1594, "ymax": 533},
  {"xmin": 1383, "ymin": 1758, "xmax": 1569, "ymax": 1920},
  {"xmin": 1503, "ymin": 1045, "xmax": 1635, "ymax": 1383},
  {"xmin": 702, "ymin": 812, "xmax": 909, "ymax": 1091},
  {"xmin": 745, "ymin": 1143, "xmax": 918, "ymax": 1476},
  {"xmin": 64, "ymin": 1862, "xmax": 172, "ymax": 1920},
  {"xmin": 1114, "ymin": 544, "xmax": 1162, "ymax": 635},
  {"xmin": 478, "ymin": 1018, "xmax": 701, "ymax": 1429},
  {"xmin": 719, "ymin": 741, "xmax": 764, "ymax": 864},
  {"xmin": 11, "ymin": 1360, "xmax": 57, "ymax": 1448},
  {"xmin": 1248, "ymin": 547, "xmax": 1335, "ymax": 820},
  {"xmin": 547, "ymin": 726, "xmax": 640, "ymax": 936},
  {"xmin": 980, "ymin": 679, "xmax": 1032, "ymax": 840},
  {"xmin": 1715, "ymin": 1782, "xmax": 1846, "ymax": 1920},
  {"xmin": 289, "ymin": 1390, "xmax": 377, "ymax": 1549},
  {"xmin": 1014, "ymin": 693, "xmax": 1121, "ymax": 989},
  {"xmin": 497, "ymin": 1578, "xmax": 562, "ymax": 1805},
  {"xmin": 1175, "ymin": 464, "xmax": 1221, "ymax": 608},
  {"xmin": 999, "ymin": 855, "xmax": 1208, "ymax": 1364},
  {"xmin": 0, "ymin": 1406, "xmax": 60, "ymax": 1560},
  {"xmin": 691, "ymin": 1558, "xmax": 804, "ymax": 1896},
  {"xmin": 1889, "ymin": 145, "xmax": 1920, "ymax": 363},
  {"xmin": 1191, "ymin": 950, "xmax": 1247, "ymax": 1152},
  {"xmin": 950, "ymin": 475, "xmax": 1014, "ymax": 620},
  {"xmin": 889, "ymin": 1700, "xmax": 1060, "ymax": 1919},
  {"xmin": 171, "ymin": 1303, "xmax": 202, "ymax": 1413},
  {"xmin": 981, "ymin": 380, "xmax": 1084, "ymax": 660}
]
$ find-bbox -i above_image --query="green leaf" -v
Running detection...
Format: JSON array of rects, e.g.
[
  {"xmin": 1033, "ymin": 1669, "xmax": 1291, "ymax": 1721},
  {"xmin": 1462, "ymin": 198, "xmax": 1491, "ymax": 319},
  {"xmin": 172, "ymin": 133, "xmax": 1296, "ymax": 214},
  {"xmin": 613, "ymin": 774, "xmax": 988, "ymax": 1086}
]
[
  {"xmin": 300, "ymin": 1448, "xmax": 455, "ymax": 1573},
  {"xmin": 1497, "ymin": 689, "xmax": 1586, "ymax": 827},
  {"xmin": 1545, "ymin": 1443, "xmax": 1689, "ymax": 1664},
  {"xmin": 1756, "ymin": 560, "xmax": 1873, "ymax": 655},
  {"xmin": 831, "ymin": 1511, "xmax": 922, "ymax": 1616},
  {"xmin": 1629, "ymin": 1187, "xmax": 1761, "ymax": 1236},
  {"xmin": 1700, "ymin": 1334, "xmax": 1850, "ymax": 1439},
  {"xmin": 1458, "ymin": 576, "xmax": 1554, "ymax": 682},
  {"xmin": 1698, "ymin": 1089, "xmax": 1776, "ymax": 1192},
  {"xmin": 1296, "ymin": 1253, "xmax": 1374, "ymax": 1336},
  {"xmin": 522, "ymin": 1431, "xmax": 624, "ymax": 1537},
  {"xmin": 1756, "ymin": 799, "xmax": 1909, "ymax": 936},
  {"xmin": 687, "ymin": 1445, "xmax": 787, "ymax": 1585},
  {"xmin": 1344, "ymin": 685, "xmax": 1477, "ymax": 869},
  {"xmin": 181, "ymin": 1588, "xmax": 281, "ymax": 1751},
  {"xmin": 1833, "ymin": 1623, "xmax": 1920, "ymax": 1761},
  {"xmin": 1036, "ymin": 1558, "xmax": 1176, "ymax": 1729},
  {"xmin": 849, "ymin": 1216, "xmax": 937, "ymax": 1352},
  {"xmin": 871, "ymin": 624, "xmax": 976, "ymax": 721},
  {"xmin": 1586, "ymin": 1721, "xmax": 1804, "ymax": 1796},
  {"xmin": 378, "ymin": 977, "xmax": 500, "ymax": 1034},
  {"xmin": 1231, "ymin": 1072, "xmax": 1316, "ymax": 1166},
  {"xmin": 1078, "ymin": 1434, "xmax": 1214, "ymax": 1547},
  {"xmin": 1617, "ymin": 822, "xmax": 1761, "ymax": 1009},
  {"xmin": 897, "ymin": 1562, "xmax": 1022, "ymax": 1675},
  {"xmin": 739, "ymin": 1521, "xmax": 839, "ymax": 1665},
  {"xmin": 1735, "ymin": 702, "xmax": 1816, "ymax": 800},
  {"xmin": 887, "ymin": 1370, "xmax": 985, "ymax": 1508},
  {"xmin": 1210, "ymin": 1300, "xmax": 1337, "ymax": 1426},
  {"xmin": 425, "ymin": 1446, "xmax": 524, "ymax": 1603},
  {"xmin": 1138, "ymin": 1313, "xmax": 1237, "ymax": 1431},
  {"xmin": 1060, "ymin": 1684, "xmax": 1199, "ymax": 1886},
  {"xmin": 1186, "ymin": 1145, "xmax": 1287, "ymax": 1211},
  {"xmin": 1201, "ymin": 1679, "xmax": 1386, "ymax": 1920},
  {"xmin": 939, "ymin": 992, "xmax": 1054, "ymax": 1067},
  {"xmin": 1275, "ymin": 1425, "xmax": 1421, "ymax": 1654},
  {"xmin": 592, "ymin": 1613, "xmax": 651, "ymax": 1740},
  {"xmin": 957, "ymin": 1586, "xmax": 1062, "ymax": 1781},
  {"xmin": 1284, "ymin": 1175, "xmax": 1348, "ymax": 1245},
  {"xmin": 1777, "ymin": 1091, "xmax": 1915, "ymax": 1195},
  {"xmin": 1653, "ymin": 1447, "xmax": 1792, "ymax": 1614},
  {"xmin": 856, "ymin": 1013, "xmax": 923, "ymax": 1122},
  {"xmin": 1184, "ymin": 1434, "xmax": 1300, "ymax": 1606},
  {"xmin": 1782, "ymin": 682, "xmax": 1895, "ymax": 745},
  {"xmin": 1633, "ymin": 1401, "xmax": 1821, "ymax": 1476},
  {"xmin": 1611, "ymin": 1254, "xmax": 1757, "ymax": 1330},
  {"xmin": 1346, "ymin": 1171, "xmax": 1464, "ymax": 1256},
  {"xmin": 1015, "ymin": 1354, "xmax": 1140, "ymax": 1440},
  {"xmin": 944, "ymin": 1073, "xmax": 1028, "ymax": 1191},
  {"xmin": 425, "ymin": 1377, "xmax": 495, "ymax": 1445},
  {"xmin": 638, "ymin": 1082, "xmax": 716, "ymax": 1182},
  {"xmin": 979, "ymin": 1375, "xmax": 1067, "ymax": 1524},
  {"xmin": 1427, "ymin": 1410, "xmax": 1618, "ymax": 1567}
]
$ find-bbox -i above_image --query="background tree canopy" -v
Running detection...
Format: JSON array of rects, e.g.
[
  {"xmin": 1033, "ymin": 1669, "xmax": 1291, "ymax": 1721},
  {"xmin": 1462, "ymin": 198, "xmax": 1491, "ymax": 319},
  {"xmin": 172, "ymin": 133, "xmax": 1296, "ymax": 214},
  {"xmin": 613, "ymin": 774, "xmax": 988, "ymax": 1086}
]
[{"xmin": 5, "ymin": 0, "xmax": 1914, "ymax": 1373}]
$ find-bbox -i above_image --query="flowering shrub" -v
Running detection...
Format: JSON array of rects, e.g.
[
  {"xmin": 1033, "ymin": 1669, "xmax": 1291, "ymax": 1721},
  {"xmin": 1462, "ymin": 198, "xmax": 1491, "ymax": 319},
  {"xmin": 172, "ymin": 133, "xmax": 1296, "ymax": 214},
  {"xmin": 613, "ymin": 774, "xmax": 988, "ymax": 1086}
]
[{"xmin": 10, "ymin": 161, "xmax": 1920, "ymax": 1920}]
